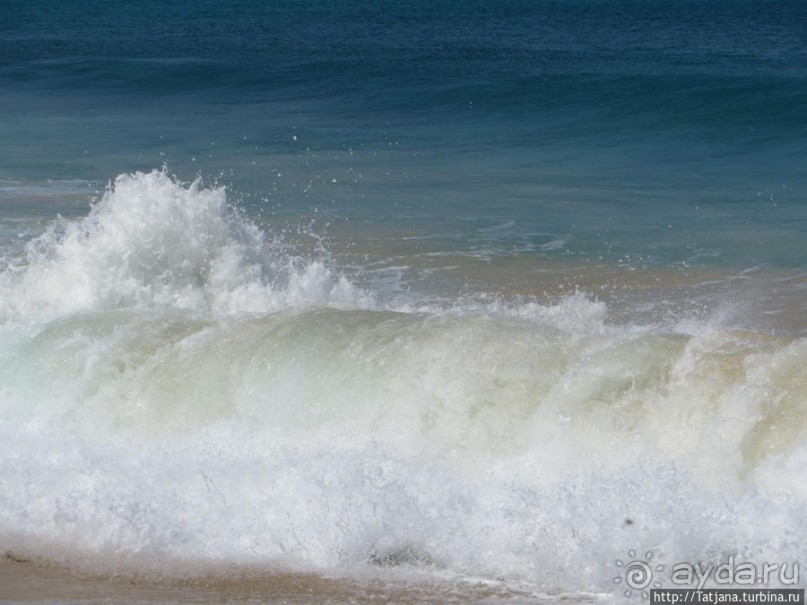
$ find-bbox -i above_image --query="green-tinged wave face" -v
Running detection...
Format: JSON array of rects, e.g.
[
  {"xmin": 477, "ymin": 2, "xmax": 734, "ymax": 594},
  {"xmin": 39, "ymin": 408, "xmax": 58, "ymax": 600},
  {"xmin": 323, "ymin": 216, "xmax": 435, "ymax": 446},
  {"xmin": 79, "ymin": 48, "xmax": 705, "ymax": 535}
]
[{"xmin": 3, "ymin": 303, "xmax": 807, "ymax": 469}]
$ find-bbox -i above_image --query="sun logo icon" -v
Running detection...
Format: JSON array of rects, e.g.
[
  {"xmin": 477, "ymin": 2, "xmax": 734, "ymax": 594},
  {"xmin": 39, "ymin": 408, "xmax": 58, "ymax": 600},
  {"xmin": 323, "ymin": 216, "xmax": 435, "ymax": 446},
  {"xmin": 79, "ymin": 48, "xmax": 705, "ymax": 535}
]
[{"xmin": 614, "ymin": 550, "xmax": 664, "ymax": 599}]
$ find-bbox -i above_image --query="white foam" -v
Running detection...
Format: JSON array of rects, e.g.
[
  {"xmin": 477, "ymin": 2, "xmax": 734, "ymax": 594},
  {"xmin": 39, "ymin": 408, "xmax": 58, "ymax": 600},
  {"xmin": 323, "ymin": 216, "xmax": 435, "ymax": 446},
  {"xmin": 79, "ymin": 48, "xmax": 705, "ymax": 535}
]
[{"xmin": 0, "ymin": 170, "xmax": 370, "ymax": 319}]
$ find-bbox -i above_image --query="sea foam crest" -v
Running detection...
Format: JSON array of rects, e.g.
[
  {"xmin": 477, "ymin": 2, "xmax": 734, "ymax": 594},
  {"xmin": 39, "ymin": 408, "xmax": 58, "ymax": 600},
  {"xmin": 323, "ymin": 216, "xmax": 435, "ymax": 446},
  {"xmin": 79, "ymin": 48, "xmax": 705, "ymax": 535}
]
[{"xmin": 0, "ymin": 170, "xmax": 365, "ymax": 318}]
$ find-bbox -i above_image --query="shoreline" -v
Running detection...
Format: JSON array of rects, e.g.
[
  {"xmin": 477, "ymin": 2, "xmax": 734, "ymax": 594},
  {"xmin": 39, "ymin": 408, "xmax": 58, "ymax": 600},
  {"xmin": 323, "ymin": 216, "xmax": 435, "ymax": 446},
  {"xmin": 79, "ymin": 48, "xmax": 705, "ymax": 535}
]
[
  {"xmin": 0, "ymin": 558, "xmax": 572, "ymax": 604},
  {"xmin": 0, "ymin": 558, "xmax": 409, "ymax": 604}
]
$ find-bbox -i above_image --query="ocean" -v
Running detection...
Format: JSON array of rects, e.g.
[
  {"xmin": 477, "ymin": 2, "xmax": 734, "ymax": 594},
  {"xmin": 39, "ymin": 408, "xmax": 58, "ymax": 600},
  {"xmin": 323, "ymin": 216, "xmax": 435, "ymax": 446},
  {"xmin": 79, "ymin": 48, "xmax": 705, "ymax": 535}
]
[{"xmin": 1, "ymin": 1, "xmax": 805, "ymax": 602}]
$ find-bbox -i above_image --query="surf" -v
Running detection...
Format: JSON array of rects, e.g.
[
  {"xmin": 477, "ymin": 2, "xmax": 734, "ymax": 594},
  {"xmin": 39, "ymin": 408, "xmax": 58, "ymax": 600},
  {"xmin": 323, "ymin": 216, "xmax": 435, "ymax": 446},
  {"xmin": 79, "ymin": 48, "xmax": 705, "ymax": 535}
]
[{"xmin": 0, "ymin": 170, "xmax": 804, "ymax": 596}]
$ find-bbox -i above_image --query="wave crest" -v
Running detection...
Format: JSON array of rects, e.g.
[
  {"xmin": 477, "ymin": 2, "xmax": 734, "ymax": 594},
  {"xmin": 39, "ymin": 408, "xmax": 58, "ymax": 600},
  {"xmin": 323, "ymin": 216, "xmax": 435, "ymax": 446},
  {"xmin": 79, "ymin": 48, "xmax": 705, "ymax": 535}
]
[{"xmin": 0, "ymin": 170, "xmax": 366, "ymax": 318}]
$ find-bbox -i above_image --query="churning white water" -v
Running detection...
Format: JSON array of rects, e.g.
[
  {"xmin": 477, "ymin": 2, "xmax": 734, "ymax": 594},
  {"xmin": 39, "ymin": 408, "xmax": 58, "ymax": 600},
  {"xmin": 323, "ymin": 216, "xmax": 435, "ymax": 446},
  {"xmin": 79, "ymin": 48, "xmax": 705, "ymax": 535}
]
[{"xmin": 0, "ymin": 171, "xmax": 804, "ymax": 599}]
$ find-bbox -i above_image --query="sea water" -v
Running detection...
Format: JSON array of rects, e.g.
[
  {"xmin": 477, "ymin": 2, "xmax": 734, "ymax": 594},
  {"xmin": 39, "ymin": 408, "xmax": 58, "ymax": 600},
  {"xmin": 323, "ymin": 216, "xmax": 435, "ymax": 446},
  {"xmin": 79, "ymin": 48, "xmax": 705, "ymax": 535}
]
[{"xmin": 0, "ymin": 1, "xmax": 805, "ymax": 601}]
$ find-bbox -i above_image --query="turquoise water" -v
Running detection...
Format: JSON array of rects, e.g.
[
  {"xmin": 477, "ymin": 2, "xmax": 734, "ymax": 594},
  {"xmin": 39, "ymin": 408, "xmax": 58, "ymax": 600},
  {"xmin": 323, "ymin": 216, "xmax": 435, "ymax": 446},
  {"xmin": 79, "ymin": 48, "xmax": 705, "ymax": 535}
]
[{"xmin": 0, "ymin": 2, "xmax": 805, "ymax": 601}]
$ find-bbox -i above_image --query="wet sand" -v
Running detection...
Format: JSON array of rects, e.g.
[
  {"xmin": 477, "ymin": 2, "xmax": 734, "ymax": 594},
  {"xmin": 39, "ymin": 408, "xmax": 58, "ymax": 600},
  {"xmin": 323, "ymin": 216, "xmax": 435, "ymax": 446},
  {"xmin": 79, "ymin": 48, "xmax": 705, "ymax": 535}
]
[{"xmin": 0, "ymin": 558, "xmax": 575, "ymax": 604}]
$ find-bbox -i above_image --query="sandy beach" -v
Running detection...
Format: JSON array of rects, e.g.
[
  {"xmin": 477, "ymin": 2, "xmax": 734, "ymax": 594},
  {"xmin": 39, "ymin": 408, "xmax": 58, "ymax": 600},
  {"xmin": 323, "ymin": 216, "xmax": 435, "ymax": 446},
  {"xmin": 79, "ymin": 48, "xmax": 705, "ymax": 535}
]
[
  {"xmin": 0, "ymin": 558, "xmax": 569, "ymax": 604},
  {"xmin": 0, "ymin": 558, "xmax": 415, "ymax": 604}
]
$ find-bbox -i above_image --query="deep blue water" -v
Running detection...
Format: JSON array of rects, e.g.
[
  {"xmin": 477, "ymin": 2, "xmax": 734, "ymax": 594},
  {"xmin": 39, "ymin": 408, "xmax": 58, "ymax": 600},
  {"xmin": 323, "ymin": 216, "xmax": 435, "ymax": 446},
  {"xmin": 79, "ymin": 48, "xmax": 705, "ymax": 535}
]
[{"xmin": 2, "ymin": 2, "xmax": 805, "ymax": 241}]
